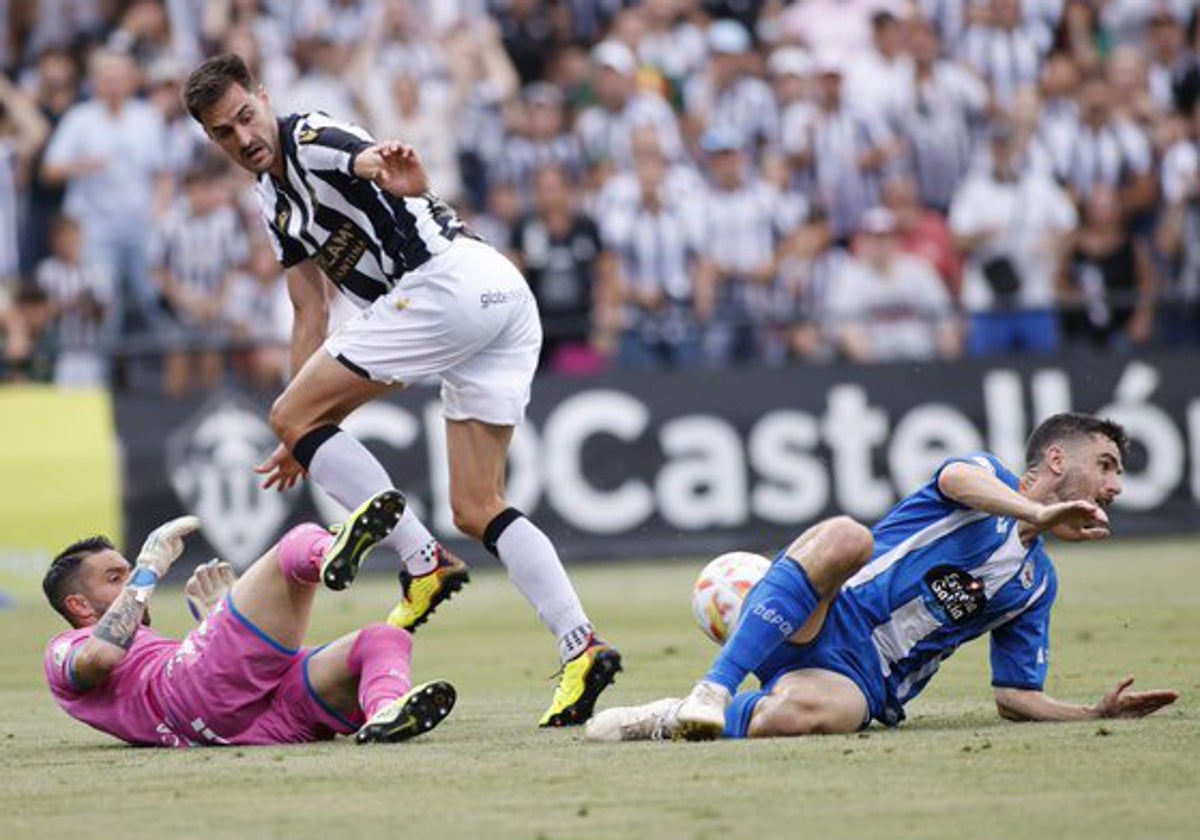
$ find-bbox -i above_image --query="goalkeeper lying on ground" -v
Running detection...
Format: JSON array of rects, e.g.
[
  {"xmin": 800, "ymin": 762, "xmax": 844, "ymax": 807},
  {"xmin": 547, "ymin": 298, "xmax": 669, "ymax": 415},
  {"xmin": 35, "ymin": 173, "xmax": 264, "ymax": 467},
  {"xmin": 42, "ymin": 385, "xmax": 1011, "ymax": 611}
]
[{"xmin": 42, "ymin": 489, "xmax": 454, "ymax": 747}]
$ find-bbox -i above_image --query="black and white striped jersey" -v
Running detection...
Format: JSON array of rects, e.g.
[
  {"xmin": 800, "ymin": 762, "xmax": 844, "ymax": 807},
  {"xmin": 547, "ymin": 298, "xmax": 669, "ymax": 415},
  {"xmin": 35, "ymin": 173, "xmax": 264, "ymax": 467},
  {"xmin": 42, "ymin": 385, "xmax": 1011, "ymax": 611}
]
[
  {"xmin": 256, "ymin": 111, "xmax": 469, "ymax": 308},
  {"xmin": 150, "ymin": 199, "xmax": 248, "ymax": 299},
  {"xmin": 34, "ymin": 256, "xmax": 113, "ymax": 350},
  {"xmin": 958, "ymin": 21, "xmax": 1051, "ymax": 108}
]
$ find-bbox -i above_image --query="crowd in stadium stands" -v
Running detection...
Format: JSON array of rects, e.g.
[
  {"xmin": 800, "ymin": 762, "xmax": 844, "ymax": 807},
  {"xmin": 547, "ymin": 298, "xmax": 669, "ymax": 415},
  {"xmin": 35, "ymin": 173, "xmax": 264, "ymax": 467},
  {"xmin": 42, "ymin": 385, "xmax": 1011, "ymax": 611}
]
[{"xmin": 2, "ymin": 0, "xmax": 1200, "ymax": 393}]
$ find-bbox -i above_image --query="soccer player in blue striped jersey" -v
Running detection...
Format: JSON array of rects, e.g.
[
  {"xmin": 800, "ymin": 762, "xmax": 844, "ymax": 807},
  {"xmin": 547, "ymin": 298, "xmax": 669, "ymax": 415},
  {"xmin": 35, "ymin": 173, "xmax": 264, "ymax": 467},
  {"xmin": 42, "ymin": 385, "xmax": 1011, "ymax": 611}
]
[
  {"xmin": 183, "ymin": 54, "xmax": 620, "ymax": 727},
  {"xmin": 587, "ymin": 412, "xmax": 1178, "ymax": 742}
]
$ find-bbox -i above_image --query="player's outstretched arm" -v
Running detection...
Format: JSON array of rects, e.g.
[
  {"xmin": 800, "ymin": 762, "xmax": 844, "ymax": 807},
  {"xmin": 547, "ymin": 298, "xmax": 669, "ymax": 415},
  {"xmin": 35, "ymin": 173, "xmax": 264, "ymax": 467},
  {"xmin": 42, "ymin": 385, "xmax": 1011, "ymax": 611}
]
[
  {"xmin": 995, "ymin": 678, "xmax": 1178, "ymax": 723},
  {"xmin": 938, "ymin": 462, "xmax": 1110, "ymax": 540},
  {"xmin": 70, "ymin": 517, "xmax": 201, "ymax": 689}
]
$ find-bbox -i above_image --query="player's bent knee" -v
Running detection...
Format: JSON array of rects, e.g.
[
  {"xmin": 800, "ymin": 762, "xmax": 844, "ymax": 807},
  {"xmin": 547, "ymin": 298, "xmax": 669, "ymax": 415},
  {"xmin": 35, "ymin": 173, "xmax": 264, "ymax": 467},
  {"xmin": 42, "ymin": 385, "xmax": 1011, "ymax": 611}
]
[
  {"xmin": 771, "ymin": 686, "xmax": 860, "ymax": 736},
  {"xmin": 823, "ymin": 516, "xmax": 874, "ymax": 572}
]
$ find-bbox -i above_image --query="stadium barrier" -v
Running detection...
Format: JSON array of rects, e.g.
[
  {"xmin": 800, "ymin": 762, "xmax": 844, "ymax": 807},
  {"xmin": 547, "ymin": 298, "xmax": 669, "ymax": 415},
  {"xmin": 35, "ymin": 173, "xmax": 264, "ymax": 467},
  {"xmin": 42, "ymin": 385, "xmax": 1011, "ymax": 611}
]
[{"xmin": 113, "ymin": 349, "xmax": 1200, "ymax": 573}]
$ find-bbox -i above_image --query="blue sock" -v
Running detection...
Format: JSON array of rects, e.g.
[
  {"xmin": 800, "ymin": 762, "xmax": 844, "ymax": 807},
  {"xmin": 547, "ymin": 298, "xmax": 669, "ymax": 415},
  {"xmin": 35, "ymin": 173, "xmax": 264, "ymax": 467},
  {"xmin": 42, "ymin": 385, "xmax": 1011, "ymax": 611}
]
[
  {"xmin": 704, "ymin": 559, "xmax": 820, "ymax": 693},
  {"xmin": 723, "ymin": 689, "xmax": 767, "ymax": 739}
]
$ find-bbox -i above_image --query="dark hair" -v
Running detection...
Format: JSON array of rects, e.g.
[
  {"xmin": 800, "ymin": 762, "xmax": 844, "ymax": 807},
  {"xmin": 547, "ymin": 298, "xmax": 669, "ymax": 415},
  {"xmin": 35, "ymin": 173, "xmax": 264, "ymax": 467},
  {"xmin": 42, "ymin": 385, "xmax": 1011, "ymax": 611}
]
[
  {"xmin": 1025, "ymin": 413, "xmax": 1129, "ymax": 470},
  {"xmin": 183, "ymin": 52, "xmax": 255, "ymax": 123},
  {"xmin": 43, "ymin": 536, "xmax": 116, "ymax": 625}
]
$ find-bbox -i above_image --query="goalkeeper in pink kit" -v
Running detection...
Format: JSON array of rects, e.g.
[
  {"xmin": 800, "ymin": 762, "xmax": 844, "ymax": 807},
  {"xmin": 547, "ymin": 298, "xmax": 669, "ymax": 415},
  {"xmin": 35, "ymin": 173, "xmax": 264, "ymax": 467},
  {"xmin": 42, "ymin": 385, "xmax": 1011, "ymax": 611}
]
[{"xmin": 42, "ymin": 490, "xmax": 454, "ymax": 747}]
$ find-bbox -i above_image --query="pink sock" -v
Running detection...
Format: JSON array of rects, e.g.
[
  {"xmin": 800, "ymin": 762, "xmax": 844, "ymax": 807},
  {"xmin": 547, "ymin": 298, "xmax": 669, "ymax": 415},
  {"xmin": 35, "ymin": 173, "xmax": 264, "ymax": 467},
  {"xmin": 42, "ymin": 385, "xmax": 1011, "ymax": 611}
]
[
  {"xmin": 277, "ymin": 523, "xmax": 333, "ymax": 584},
  {"xmin": 348, "ymin": 623, "xmax": 414, "ymax": 718}
]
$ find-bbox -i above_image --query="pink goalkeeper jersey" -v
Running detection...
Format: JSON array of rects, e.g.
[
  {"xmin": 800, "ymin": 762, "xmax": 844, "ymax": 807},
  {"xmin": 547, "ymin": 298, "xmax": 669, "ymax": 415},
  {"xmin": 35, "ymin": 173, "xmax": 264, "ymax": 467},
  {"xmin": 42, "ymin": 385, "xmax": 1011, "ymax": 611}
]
[{"xmin": 44, "ymin": 626, "xmax": 185, "ymax": 747}]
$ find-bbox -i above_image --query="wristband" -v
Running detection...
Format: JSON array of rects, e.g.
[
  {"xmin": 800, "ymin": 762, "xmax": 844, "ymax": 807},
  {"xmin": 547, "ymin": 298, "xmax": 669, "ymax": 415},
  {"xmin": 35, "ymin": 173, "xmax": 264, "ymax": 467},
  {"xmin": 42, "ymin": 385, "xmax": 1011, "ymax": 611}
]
[{"xmin": 127, "ymin": 566, "xmax": 160, "ymax": 604}]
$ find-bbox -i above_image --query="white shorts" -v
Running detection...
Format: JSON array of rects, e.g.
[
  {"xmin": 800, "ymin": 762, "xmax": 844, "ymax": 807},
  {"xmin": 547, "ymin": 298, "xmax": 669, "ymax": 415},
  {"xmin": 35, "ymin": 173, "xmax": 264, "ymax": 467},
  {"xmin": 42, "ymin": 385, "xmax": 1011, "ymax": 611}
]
[{"xmin": 324, "ymin": 237, "xmax": 543, "ymax": 426}]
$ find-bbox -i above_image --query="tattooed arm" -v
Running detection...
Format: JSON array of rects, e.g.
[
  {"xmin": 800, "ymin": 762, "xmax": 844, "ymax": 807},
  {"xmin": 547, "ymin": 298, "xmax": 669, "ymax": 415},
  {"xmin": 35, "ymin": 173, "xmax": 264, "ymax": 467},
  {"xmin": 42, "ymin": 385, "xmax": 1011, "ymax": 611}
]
[
  {"xmin": 69, "ymin": 589, "xmax": 149, "ymax": 689},
  {"xmin": 68, "ymin": 516, "xmax": 203, "ymax": 691}
]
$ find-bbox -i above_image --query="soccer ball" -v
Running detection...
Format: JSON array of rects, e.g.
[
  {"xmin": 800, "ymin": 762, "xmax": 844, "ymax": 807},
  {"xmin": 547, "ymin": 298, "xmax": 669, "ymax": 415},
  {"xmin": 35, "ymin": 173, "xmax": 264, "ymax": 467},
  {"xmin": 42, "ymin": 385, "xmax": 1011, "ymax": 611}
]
[{"xmin": 691, "ymin": 551, "xmax": 771, "ymax": 645}]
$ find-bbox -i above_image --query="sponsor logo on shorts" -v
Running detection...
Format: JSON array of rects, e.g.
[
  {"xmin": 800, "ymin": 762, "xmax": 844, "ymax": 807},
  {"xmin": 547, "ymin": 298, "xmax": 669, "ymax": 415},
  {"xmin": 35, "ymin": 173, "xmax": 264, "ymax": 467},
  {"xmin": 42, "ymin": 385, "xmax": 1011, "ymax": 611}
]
[{"xmin": 480, "ymin": 289, "xmax": 531, "ymax": 309}]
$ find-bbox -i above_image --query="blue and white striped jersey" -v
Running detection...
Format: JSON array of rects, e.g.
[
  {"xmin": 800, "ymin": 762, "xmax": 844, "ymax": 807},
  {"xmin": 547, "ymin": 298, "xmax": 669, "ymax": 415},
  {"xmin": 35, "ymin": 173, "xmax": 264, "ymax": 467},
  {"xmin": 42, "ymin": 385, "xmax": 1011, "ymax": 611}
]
[
  {"xmin": 256, "ymin": 112, "xmax": 469, "ymax": 309},
  {"xmin": 843, "ymin": 452, "xmax": 1058, "ymax": 716}
]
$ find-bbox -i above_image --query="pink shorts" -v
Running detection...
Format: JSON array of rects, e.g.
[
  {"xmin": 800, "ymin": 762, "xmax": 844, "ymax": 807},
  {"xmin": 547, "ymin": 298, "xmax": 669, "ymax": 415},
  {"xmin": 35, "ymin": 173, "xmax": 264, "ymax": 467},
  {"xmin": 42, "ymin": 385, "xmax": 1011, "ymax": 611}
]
[{"xmin": 159, "ymin": 596, "xmax": 363, "ymax": 745}]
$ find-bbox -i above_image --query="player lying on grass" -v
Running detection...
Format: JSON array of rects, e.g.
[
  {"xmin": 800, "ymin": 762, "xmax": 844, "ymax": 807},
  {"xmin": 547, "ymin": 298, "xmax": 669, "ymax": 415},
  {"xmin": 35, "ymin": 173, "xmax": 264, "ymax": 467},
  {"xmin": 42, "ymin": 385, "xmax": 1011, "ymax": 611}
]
[
  {"xmin": 587, "ymin": 412, "xmax": 1179, "ymax": 742},
  {"xmin": 42, "ymin": 489, "xmax": 456, "ymax": 747}
]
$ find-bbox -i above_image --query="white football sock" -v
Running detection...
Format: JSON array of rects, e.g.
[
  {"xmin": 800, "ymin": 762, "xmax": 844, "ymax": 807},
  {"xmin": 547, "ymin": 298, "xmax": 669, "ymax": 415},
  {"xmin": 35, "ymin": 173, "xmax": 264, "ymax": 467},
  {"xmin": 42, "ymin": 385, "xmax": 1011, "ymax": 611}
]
[
  {"xmin": 306, "ymin": 430, "xmax": 436, "ymax": 573},
  {"xmin": 493, "ymin": 515, "xmax": 592, "ymax": 662}
]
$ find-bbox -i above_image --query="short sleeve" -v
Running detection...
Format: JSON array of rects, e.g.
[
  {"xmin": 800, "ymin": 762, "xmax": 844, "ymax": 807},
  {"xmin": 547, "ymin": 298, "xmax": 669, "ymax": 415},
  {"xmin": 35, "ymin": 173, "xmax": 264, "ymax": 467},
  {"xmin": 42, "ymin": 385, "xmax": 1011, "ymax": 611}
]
[
  {"xmin": 294, "ymin": 112, "xmax": 376, "ymax": 177},
  {"xmin": 44, "ymin": 629, "xmax": 92, "ymax": 695},
  {"xmin": 932, "ymin": 451, "xmax": 1020, "ymax": 505},
  {"xmin": 990, "ymin": 570, "xmax": 1057, "ymax": 690}
]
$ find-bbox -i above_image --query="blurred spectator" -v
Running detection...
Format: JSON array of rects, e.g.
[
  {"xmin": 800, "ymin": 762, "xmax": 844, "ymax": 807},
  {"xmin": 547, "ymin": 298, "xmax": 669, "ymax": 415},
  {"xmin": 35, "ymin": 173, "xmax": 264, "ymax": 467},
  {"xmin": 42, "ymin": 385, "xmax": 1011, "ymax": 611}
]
[
  {"xmin": 0, "ymin": 72, "xmax": 49, "ymax": 278},
  {"xmin": 33, "ymin": 214, "xmax": 112, "ymax": 386},
  {"xmin": 1145, "ymin": 8, "xmax": 1198, "ymax": 115},
  {"xmin": 826, "ymin": 207, "xmax": 959, "ymax": 363},
  {"xmin": 225, "ymin": 236, "xmax": 289, "ymax": 391},
  {"xmin": 41, "ymin": 48, "xmax": 170, "ymax": 344},
  {"xmin": 881, "ymin": 174, "xmax": 962, "ymax": 297},
  {"xmin": 843, "ymin": 11, "xmax": 912, "ymax": 124},
  {"xmin": 950, "ymin": 121, "xmax": 1078, "ymax": 355},
  {"xmin": 497, "ymin": 82, "xmax": 583, "ymax": 202},
  {"xmin": 1155, "ymin": 101, "xmax": 1200, "ymax": 345},
  {"xmin": 1099, "ymin": 0, "xmax": 1197, "ymax": 50},
  {"xmin": 106, "ymin": 0, "xmax": 175, "ymax": 68},
  {"xmin": 602, "ymin": 145, "xmax": 708, "ymax": 371},
  {"xmin": 494, "ymin": 0, "xmax": 558, "ymax": 85},
  {"xmin": 450, "ymin": 17, "xmax": 521, "ymax": 210},
  {"xmin": 683, "ymin": 19, "xmax": 778, "ymax": 161},
  {"xmin": 697, "ymin": 127, "xmax": 806, "ymax": 366},
  {"xmin": 150, "ymin": 158, "xmax": 247, "ymax": 396},
  {"xmin": 18, "ymin": 48, "xmax": 77, "ymax": 276},
  {"xmin": 779, "ymin": 0, "xmax": 907, "ymax": 63},
  {"xmin": 634, "ymin": 0, "xmax": 707, "ymax": 99},
  {"xmin": 470, "ymin": 179, "xmax": 523, "ymax": 250},
  {"xmin": 576, "ymin": 40, "xmax": 684, "ymax": 169},
  {"xmin": 959, "ymin": 0, "xmax": 1053, "ymax": 110},
  {"xmin": 1060, "ymin": 185, "xmax": 1157, "ymax": 349},
  {"xmin": 799, "ymin": 56, "xmax": 895, "ymax": 244},
  {"xmin": 895, "ymin": 17, "xmax": 987, "ymax": 213},
  {"xmin": 1049, "ymin": 70, "xmax": 1157, "ymax": 218},
  {"xmin": 509, "ymin": 165, "xmax": 609, "ymax": 376},
  {"xmin": 276, "ymin": 35, "xmax": 362, "ymax": 125},
  {"xmin": 7, "ymin": 0, "xmax": 106, "ymax": 71},
  {"xmin": 146, "ymin": 57, "xmax": 206, "ymax": 188}
]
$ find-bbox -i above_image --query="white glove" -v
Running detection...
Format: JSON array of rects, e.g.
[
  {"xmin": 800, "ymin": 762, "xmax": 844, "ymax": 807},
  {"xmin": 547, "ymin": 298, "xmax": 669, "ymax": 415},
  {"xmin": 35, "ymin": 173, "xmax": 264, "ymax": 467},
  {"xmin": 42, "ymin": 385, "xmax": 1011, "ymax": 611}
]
[
  {"xmin": 135, "ymin": 515, "xmax": 202, "ymax": 577},
  {"xmin": 185, "ymin": 559, "xmax": 237, "ymax": 621}
]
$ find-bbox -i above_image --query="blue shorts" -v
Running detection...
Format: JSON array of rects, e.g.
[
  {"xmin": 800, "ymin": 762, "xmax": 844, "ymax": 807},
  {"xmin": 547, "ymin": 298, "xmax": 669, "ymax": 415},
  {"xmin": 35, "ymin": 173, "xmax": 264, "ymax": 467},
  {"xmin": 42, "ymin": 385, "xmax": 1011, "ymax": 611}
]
[{"xmin": 753, "ymin": 593, "xmax": 904, "ymax": 727}]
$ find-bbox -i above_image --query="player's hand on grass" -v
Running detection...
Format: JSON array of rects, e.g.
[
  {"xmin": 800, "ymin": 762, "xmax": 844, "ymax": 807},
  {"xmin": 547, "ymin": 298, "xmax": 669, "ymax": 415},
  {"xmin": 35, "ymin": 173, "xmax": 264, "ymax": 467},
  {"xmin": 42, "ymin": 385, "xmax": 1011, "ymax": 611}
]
[
  {"xmin": 185, "ymin": 559, "xmax": 237, "ymax": 621},
  {"xmin": 1032, "ymin": 500, "xmax": 1110, "ymax": 541},
  {"xmin": 354, "ymin": 142, "xmax": 429, "ymax": 196},
  {"xmin": 1095, "ymin": 676, "xmax": 1179, "ymax": 719},
  {"xmin": 136, "ymin": 516, "xmax": 202, "ymax": 577},
  {"xmin": 255, "ymin": 443, "xmax": 306, "ymax": 491}
]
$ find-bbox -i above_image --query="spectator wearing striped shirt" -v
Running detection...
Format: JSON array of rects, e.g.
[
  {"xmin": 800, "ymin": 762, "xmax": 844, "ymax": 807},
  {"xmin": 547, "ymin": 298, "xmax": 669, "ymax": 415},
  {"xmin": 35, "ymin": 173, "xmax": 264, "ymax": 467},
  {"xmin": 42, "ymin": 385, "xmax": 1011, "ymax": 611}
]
[
  {"xmin": 683, "ymin": 19, "xmax": 778, "ymax": 164},
  {"xmin": 895, "ymin": 17, "xmax": 988, "ymax": 213},
  {"xmin": 224, "ymin": 235, "xmax": 291, "ymax": 391},
  {"xmin": 32, "ymin": 214, "xmax": 113, "ymax": 387},
  {"xmin": 185, "ymin": 53, "xmax": 621, "ymax": 726},
  {"xmin": 602, "ymin": 139, "xmax": 709, "ymax": 372},
  {"xmin": 958, "ymin": 0, "xmax": 1053, "ymax": 111},
  {"xmin": 497, "ymin": 83, "xmax": 583, "ymax": 204},
  {"xmin": 1048, "ymin": 70, "xmax": 1158, "ymax": 220},
  {"xmin": 697, "ymin": 127, "xmax": 807, "ymax": 366},
  {"xmin": 800, "ymin": 55, "xmax": 896, "ymax": 244},
  {"xmin": 576, "ymin": 40, "xmax": 685, "ymax": 170},
  {"xmin": 150, "ymin": 158, "xmax": 248, "ymax": 396},
  {"xmin": 1154, "ymin": 98, "xmax": 1200, "ymax": 345}
]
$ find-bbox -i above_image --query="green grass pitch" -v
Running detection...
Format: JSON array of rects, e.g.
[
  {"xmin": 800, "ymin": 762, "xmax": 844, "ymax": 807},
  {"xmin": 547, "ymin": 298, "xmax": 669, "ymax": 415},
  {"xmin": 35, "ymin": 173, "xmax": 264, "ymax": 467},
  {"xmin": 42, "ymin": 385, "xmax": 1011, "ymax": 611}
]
[{"xmin": 1, "ymin": 538, "xmax": 1196, "ymax": 840}]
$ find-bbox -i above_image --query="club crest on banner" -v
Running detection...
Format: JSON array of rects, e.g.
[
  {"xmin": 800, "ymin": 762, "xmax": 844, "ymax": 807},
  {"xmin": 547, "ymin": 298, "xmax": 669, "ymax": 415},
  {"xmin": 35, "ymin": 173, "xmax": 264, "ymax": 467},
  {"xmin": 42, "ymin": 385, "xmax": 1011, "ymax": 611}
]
[{"xmin": 166, "ymin": 392, "xmax": 296, "ymax": 570}]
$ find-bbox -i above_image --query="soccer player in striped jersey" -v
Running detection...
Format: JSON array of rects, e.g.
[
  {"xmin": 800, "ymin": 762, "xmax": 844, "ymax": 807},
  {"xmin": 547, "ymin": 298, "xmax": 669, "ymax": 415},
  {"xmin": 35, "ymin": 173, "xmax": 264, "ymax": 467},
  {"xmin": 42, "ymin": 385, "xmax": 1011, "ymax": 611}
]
[
  {"xmin": 587, "ymin": 413, "xmax": 1178, "ymax": 742},
  {"xmin": 183, "ymin": 53, "xmax": 619, "ymax": 727}
]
